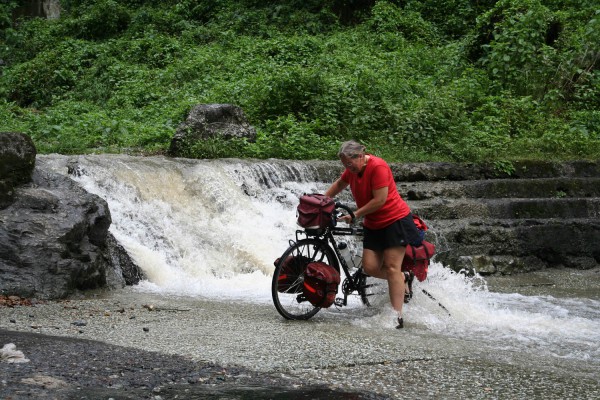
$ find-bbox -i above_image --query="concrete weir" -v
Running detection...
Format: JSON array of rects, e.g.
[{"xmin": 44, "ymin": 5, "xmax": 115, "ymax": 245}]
[{"xmin": 391, "ymin": 160, "xmax": 600, "ymax": 275}]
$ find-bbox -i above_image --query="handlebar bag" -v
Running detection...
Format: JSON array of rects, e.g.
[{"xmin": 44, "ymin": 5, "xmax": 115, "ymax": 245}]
[
  {"xmin": 274, "ymin": 255, "xmax": 310, "ymax": 293},
  {"xmin": 303, "ymin": 261, "xmax": 340, "ymax": 308},
  {"xmin": 401, "ymin": 240, "xmax": 436, "ymax": 282},
  {"xmin": 297, "ymin": 194, "xmax": 335, "ymax": 230}
]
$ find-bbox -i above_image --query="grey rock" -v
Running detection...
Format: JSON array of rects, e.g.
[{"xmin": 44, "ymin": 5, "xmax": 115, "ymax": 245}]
[
  {"xmin": 169, "ymin": 104, "xmax": 257, "ymax": 157},
  {"xmin": 0, "ymin": 134, "xmax": 144, "ymax": 299},
  {"xmin": 398, "ymin": 160, "xmax": 600, "ymax": 275},
  {"xmin": 1, "ymin": 166, "xmax": 110, "ymax": 298},
  {"xmin": 0, "ymin": 132, "xmax": 36, "ymax": 209},
  {"xmin": 104, "ymin": 233, "xmax": 145, "ymax": 288}
]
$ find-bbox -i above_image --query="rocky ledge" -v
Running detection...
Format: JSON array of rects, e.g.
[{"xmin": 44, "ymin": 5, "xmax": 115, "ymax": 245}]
[{"xmin": 391, "ymin": 161, "xmax": 600, "ymax": 274}]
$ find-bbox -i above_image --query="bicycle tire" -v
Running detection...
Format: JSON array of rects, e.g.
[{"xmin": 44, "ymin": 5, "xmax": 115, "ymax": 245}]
[{"xmin": 272, "ymin": 238, "xmax": 338, "ymax": 320}]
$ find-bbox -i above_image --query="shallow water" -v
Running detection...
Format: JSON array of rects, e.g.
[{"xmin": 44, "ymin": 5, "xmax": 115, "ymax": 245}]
[{"xmin": 32, "ymin": 154, "xmax": 600, "ymax": 398}]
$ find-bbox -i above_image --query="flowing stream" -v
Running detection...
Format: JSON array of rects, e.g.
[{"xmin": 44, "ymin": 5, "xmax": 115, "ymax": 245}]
[{"xmin": 39, "ymin": 154, "xmax": 600, "ymax": 396}]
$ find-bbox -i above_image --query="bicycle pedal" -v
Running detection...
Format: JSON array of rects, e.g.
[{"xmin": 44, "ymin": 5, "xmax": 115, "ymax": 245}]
[{"xmin": 334, "ymin": 298, "xmax": 346, "ymax": 307}]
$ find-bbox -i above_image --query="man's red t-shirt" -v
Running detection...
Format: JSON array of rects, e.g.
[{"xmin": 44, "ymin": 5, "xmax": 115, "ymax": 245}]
[{"xmin": 341, "ymin": 155, "xmax": 410, "ymax": 229}]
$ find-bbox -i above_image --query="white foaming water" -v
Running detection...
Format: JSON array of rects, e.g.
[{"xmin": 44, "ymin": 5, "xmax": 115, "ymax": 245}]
[
  {"xmin": 42, "ymin": 155, "xmax": 329, "ymax": 303},
  {"xmin": 355, "ymin": 262, "xmax": 600, "ymax": 362},
  {"xmin": 41, "ymin": 155, "xmax": 600, "ymax": 363}
]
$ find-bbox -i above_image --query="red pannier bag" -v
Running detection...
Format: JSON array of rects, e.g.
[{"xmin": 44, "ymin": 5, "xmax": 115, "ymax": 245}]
[
  {"xmin": 274, "ymin": 255, "xmax": 309, "ymax": 293},
  {"xmin": 297, "ymin": 194, "xmax": 335, "ymax": 230},
  {"xmin": 302, "ymin": 261, "xmax": 340, "ymax": 308},
  {"xmin": 402, "ymin": 240, "xmax": 436, "ymax": 282},
  {"xmin": 412, "ymin": 214, "xmax": 428, "ymax": 232}
]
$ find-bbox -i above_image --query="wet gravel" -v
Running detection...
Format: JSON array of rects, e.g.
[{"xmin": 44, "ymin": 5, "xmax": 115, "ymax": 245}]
[
  {"xmin": 1, "ymin": 277, "xmax": 599, "ymax": 399},
  {"xmin": 0, "ymin": 292, "xmax": 385, "ymax": 399},
  {"xmin": 0, "ymin": 329, "xmax": 384, "ymax": 399}
]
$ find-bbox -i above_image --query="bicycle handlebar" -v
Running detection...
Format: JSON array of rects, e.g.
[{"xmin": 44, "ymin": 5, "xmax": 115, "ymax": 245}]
[{"xmin": 335, "ymin": 202, "xmax": 356, "ymax": 223}]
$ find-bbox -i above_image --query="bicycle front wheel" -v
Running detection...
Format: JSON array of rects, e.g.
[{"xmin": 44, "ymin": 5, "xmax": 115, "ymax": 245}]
[
  {"xmin": 272, "ymin": 238, "xmax": 338, "ymax": 320},
  {"xmin": 356, "ymin": 268, "xmax": 386, "ymax": 307}
]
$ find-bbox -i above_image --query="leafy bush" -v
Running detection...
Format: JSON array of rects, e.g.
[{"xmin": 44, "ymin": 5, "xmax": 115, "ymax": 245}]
[
  {"xmin": 402, "ymin": 0, "xmax": 493, "ymax": 39},
  {"xmin": 2, "ymin": 39, "xmax": 98, "ymax": 107},
  {"xmin": 251, "ymin": 115, "xmax": 339, "ymax": 159},
  {"xmin": 367, "ymin": 1, "xmax": 439, "ymax": 44},
  {"xmin": 549, "ymin": 8, "xmax": 600, "ymax": 106},
  {"xmin": 475, "ymin": 0, "xmax": 557, "ymax": 98},
  {"xmin": 0, "ymin": 0, "xmax": 598, "ymax": 161},
  {"xmin": 0, "ymin": 1, "xmax": 17, "ymax": 35},
  {"xmin": 1, "ymin": 16, "xmax": 64, "ymax": 65},
  {"xmin": 63, "ymin": 0, "xmax": 131, "ymax": 40}
]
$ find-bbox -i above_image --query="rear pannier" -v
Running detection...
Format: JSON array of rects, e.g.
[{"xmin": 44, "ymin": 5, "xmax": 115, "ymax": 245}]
[
  {"xmin": 302, "ymin": 261, "xmax": 340, "ymax": 308},
  {"xmin": 401, "ymin": 241, "xmax": 436, "ymax": 282},
  {"xmin": 273, "ymin": 255, "xmax": 309, "ymax": 293}
]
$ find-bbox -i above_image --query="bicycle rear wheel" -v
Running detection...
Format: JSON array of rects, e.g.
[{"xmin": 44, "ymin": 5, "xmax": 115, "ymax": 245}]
[{"xmin": 272, "ymin": 238, "xmax": 338, "ymax": 320}]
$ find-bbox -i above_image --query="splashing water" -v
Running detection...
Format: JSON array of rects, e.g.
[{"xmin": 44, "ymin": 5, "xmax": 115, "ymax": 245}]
[
  {"xmin": 354, "ymin": 262, "xmax": 600, "ymax": 362},
  {"xmin": 40, "ymin": 154, "xmax": 600, "ymax": 363}
]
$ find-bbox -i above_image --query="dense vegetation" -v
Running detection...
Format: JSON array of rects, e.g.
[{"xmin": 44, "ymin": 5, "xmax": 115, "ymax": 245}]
[{"xmin": 0, "ymin": 0, "xmax": 598, "ymax": 162}]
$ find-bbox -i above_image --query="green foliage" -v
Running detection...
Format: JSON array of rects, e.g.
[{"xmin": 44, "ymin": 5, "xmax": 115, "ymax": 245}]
[
  {"xmin": 0, "ymin": 0, "xmax": 598, "ymax": 161},
  {"xmin": 0, "ymin": 1, "xmax": 17, "ymax": 33},
  {"xmin": 63, "ymin": 0, "xmax": 131, "ymax": 40},
  {"xmin": 255, "ymin": 115, "xmax": 339, "ymax": 159},
  {"xmin": 402, "ymin": 0, "xmax": 495, "ymax": 39},
  {"xmin": 1, "ymin": 16, "xmax": 62, "ymax": 65},
  {"xmin": 470, "ymin": 0, "xmax": 600, "ymax": 110},
  {"xmin": 476, "ymin": 0, "xmax": 557, "ymax": 98},
  {"xmin": 551, "ymin": 9, "xmax": 600, "ymax": 106},
  {"xmin": 2, "ymin": 39, "xmax": 95, "ymax": 107},
  {"xmin": 493, "ymin": 160, "xmax": 516, "ymax": 176},
  {"xmin": 367, "ymin": 1, "xmax": 439, "ymax": 44}
]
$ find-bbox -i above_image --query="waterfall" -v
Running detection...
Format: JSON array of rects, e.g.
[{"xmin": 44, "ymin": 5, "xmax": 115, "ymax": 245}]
[
  {"xmin": 39, "ymin": 154, "xmax": 600, "ymax": 364},
  {"xmin": 41, "ymin": 154, "xmax": 334, "ymax": 301}
]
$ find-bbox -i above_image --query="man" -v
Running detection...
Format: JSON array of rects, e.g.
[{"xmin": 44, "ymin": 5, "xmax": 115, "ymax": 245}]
[{"xmin": 325, "ymin": 140, "xmax": 421, "ymax": 328}]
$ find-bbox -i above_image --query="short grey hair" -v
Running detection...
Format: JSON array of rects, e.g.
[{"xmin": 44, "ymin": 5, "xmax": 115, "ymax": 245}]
[{"xmin": 337, "ymin": 140, "xmax": 366, "ymax": 159}]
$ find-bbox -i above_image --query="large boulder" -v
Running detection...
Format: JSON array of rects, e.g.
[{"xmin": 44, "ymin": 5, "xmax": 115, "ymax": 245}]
[
  {"xmin": 0, "ymin": 132, "xmax": 36, "ymax": 209},
  {"xmin": 1, "ymin": 167, "xmax": 110, "ymax": 298},
  {"xmin": 0, "ymin": 134, "xmax": 144, "ymax": 299},
  {"xmin": 169, "ymin": 104, "xmax": 257, "ymax": 157}
]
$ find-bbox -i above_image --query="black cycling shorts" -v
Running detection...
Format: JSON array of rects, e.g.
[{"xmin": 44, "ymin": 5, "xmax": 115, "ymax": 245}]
[{"xmin": 363, "ymin": 213, "xmax": 422, "ymax": 251}]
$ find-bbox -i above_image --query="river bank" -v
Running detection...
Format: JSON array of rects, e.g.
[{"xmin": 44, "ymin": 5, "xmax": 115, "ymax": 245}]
[{"xmin": 1, "ymin": 267, "xmax": 599, "ymax": 399}]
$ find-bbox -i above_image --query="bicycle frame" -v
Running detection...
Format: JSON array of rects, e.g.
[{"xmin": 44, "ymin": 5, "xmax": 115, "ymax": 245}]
[{"xmin": 295, "ymin": 224, "xmax": 365, "ymax": 307}]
